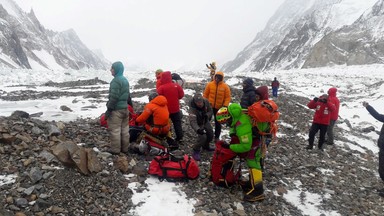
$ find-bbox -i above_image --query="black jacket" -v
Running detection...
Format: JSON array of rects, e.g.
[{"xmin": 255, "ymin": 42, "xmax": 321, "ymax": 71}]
[
  {"xmin": 366, "ymin": 105, "xmax": 384, "ymax": 149},
  {"xmin": 240, "ymin": 85, "xmax": 257, "ymax": 109}
]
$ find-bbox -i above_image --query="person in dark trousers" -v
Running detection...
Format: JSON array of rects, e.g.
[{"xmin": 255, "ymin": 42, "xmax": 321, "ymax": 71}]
[
  {"xmin": 306, "ymin": 94, "xmax": 335, "ymax": 151},
  {"xmin": 188, "ymin": 93, "xmax": 214, "ymax": 161},
  {"xmin": 157, "ymin": 71, "xmax": 185, "ymax": 143},
  {"xmin": 105, "ymin": 61, "xmax": 130, "ymax": 154},
  {"xmin": 203, "ymin": 71, "xmax": 231, "ymax": 141},
  {"xmin": 363, "ymin": 101, "xmax": 384, "ymax": 182},
  {"xmin": 271, "ymin": 77, "xmax": 280, "ymax": 97},
  {"xmin": 240, "ymin": 78, "xmax": 257, "ymax": 109},
  {"xmin": 326, "ymin": 87, "xmax": 340, "ymax": 145}
]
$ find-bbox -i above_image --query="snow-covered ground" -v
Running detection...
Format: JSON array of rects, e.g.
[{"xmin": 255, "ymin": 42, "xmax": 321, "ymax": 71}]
[{"xmin": 1, "ymin": 64, "xmax": 384, "ymax": 215}]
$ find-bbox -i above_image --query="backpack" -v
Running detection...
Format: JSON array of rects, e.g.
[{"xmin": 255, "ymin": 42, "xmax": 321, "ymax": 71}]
[
  {"xmin": 148, "ymin": 153, "xmax": 200, "ymax": 181},
  {"xmin": 209, "ymin": 140, "xmax": 241, "ymax": 188},
  {"xmin": 171, "ymin": 73, "xmax": 185, "ymax": 87},
  {"xmin": 247, "ymin": 100, "xmax": 279, "ymax": 137},
  {"xmin": 136, "ymin": 131, "xmax": 179, "ymax": 155}
]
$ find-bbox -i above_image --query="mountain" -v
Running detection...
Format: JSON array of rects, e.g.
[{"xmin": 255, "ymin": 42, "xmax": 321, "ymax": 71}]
[
  {"xmin": 223, "ymin": 0, "xmax": 383, "ymax": 73},
  {"xmin": 0, "ymin": 0, "xmax": 109, "ymax": 70}
]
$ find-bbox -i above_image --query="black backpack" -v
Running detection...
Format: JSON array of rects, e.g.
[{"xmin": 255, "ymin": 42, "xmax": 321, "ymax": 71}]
[{"xmin": 171, "ymin": 73, "xmax": 182, "ymax": 81}]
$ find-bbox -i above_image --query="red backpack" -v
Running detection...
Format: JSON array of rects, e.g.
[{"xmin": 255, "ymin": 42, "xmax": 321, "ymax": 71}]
[
  {"xmin": 148, "ymin": 153, "xmax": 200, "ymax": 181},
  {"xmin": 99, "ymin": 105, "xmax": 138, "ymax": 128},
  {"xmin": 210, "ymin": 140, "xmax": 241, "ymax": 188},
  {"xmin": 247, "ymin": 100, "xmax": 279, "ymax": 137}
]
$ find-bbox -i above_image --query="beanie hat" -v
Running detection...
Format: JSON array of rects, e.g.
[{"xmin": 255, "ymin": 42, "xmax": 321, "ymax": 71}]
[
  {"xmin": 193, "ymin": 93, "xmax": 204, "ymax": 103},
  {"xmin": 243, "ymin": 78, "xmax": 254, "ymax": 86},
  {"xmin": 155, "ymin": 69, "xmax": 163, "ymax": 75}
]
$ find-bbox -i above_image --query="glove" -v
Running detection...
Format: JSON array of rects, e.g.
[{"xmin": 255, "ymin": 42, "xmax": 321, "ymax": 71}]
[
  {"xmin": 197, "ymin": 128, "xmax": 205, "ymax": 135},
  {"xmin": 221, "ymin": 141, "xmax": 230, "ymax": 149},
  {"xmin": 313, "ymin": 97, "xmax": 319, "ymax": 102},
  {"xmin": 105, "ymin": 110, "xmax": 112, "ymax": 120}
]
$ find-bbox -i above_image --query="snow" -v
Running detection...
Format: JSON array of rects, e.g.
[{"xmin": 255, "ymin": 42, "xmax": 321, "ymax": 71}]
[
  {"xmin": 31, "ymin": 50, "xmax": 65, "ymax": 71},
  {"xmin": 1, "ymin": 63, "xmax": 384, "ymax": 215}
]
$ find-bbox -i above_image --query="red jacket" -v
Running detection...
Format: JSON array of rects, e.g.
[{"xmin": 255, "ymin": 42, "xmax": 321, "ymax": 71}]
[
  {"xmin": 327, "ymin": 87, "xmax": 340, "ymax": 121},
  {"xmin": 307, "ymin": 96, "xmax": 336, "ymax": 125},
  {"xmin": 157, "ymin": 71, "xmax": 184, "ymax": 114}
]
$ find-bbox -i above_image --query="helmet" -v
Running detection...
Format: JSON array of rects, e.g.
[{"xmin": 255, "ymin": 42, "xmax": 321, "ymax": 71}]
[{"xmin": 216, "ymin": 107, "xmax": 231, "ymax": 124}]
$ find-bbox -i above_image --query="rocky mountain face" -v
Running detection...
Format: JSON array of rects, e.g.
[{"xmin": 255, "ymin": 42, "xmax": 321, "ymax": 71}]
[
  {"xmin": 223, "ymin": 0, "xmax": 384, "ymax": 73},
  {"xmin": 0, "ymin": 0, "xmax": 109, "ymax": 70}
]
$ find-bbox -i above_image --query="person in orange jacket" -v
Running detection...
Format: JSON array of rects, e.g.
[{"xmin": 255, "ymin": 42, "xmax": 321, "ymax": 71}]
[
  {"xmin": 135, "ymin": 92, "xmax": 170, "ymax": 136},
  {"xmin": 203, "ymin": 71, "xmax": 231, "ymax": 141}
]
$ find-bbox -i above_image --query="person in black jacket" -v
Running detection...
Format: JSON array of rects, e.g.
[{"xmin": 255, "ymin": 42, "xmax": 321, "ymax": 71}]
[
  {"xmin": 363, "ymin": 101, "xmax": 384, "ymax": 182},
  {"xmin": 188, "ymin": 93, "xmax": 214, "ymax": 161},
  {"xmin": 240, "ymin": 78, "xmax": 257, "ymax": 109}
]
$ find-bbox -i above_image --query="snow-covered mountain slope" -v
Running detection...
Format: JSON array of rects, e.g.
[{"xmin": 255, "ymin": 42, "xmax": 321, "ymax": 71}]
[
  {"xmin": 223, "ymin": 0, "xmax": 382, "ymax": 73},
  {"xmin": 0, "ymin": 0, "xmax": 109, "ymax": 70}
]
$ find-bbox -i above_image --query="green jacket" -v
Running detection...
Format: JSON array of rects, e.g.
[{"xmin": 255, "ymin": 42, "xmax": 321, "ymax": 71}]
[
  {"xmin": 107, "ymin": 62, "xmax": 130, "ymax": 110},
  {"xmin": 228, "ymin": 103, "xmax": 261, "ymax": 169}
]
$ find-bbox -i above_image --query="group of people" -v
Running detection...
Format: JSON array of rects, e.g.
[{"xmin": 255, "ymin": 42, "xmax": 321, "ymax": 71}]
[{"xmin": 103, "ymin": 61, "xmax": 384, "ymax": 203}]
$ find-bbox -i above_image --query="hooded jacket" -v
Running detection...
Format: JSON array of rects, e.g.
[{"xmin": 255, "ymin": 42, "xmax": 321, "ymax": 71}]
[
  {"xmin": 240, "ymin": 84, "xmax": 257, "ymax": 109},
  {"xmin": 327, "ymin": 87, "xmax": 340, "ymax": 121},
  {"xmin": 157, "ymin": 71, "xmax": 184, "ymax": 114},
  {"xmin": 203, "ymin": 71, "xmax": 231, "ymax": 109},
  {"xmin": 256, "ymin": 86, "xmax": 269, "ymax": 100},
  {"xmin": 107, "ymin": 61, "xmax": 130, "ymax": 110},
  {"xmin": 136, "ymin": 95, "xmax": 170, "ymax": 135},
  {"xmin": 366, "ymin": 105, "xmax": 384, "ymax": 149},
  {"xmin": 307, "ymin": 95, "xmax": 336, "ymax": 125},
  {"xmin": 188, "ymin": 97, "xmax": 213, "ymax": 131}
]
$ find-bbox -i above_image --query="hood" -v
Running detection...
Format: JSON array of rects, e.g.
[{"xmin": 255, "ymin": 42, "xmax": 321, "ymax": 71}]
[
  {"xmin": 150, "ymin": 95, "xmax": 168, "ymax": 107},
  {"xmin": 328, "ymin": 87, "xmax": 337, "ymax": 97},
  {"xmin": 228, "ymin": 103, "xmax": 243, "ymax": 122},
  {"xmin": 112, "ymin": 61, "xmax": 124, "ymax": 76},
  {"xmin": 160, "ymin": 71, "xmax": 173, "ymax": 84},
  {"xmin": 214, "ymin": 71, "xmax": 225, "ymax": 79},
  {"xmin": 256, "ymin": 86, "xmax": 269, "ymax": 100}
]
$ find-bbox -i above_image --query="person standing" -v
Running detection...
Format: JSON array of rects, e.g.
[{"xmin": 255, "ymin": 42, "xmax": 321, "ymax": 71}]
[
  {"xmin": 306, "ymin": 94, "xmax": 335, "ymax": 151},
  {"xmin": 105, "ymin": 61, "xmax": 130, "ymax": 154},
  {"xmin": 157, "ymin": 71, "xmax": 185, "ymax": 143},
  {"xmin": 206, "ymin": 61, "xmax": 217, "ymax": 81},
  {"xmin": 203, "ymin": 71, "xmax": 231, "ymax": 141},
  {"xmin": 326, "ymin": 87, "xmax": 340, "ymax": 145},
  {"xmin": 155, "ymin": 69, "xmax": 163, "ymax": 90},
  {"xmin": 363, "ymin": 101, "xmax": 384, "ymax": 182},
  {"xmin": 216, "ymin": 103, "xmax": 265, "ymax": 202},
  {"xmin": 240, "ymin": 78, "xmax": 257, "ymax": 109},
  {"xmin": 271, "ymin": 77, "xmax": 280, "ymax": 97},
  {"xmin": 188, "ymin": 93, "xmax": 214, "ymax": 161}
]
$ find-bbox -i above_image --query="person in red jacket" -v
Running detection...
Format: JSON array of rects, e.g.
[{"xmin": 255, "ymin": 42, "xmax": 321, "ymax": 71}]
[
  {"xmin": 157, "ymin": 71, "xmax": 185, "ymax": 143},
  {"xmin": 326, "ymin": 87, "xmax": 340, "ymax": 145},
  {"xmin": 306, "ymin": 94, "xmax": 336, "ymax": 151},
  {"xmin": 271, "ymin": 77, "xmax": 280, "ymax": 97}
]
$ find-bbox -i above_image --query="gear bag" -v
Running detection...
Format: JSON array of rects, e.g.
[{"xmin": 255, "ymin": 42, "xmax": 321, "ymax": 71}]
[
  {"xmin": 247, "ymin": 100, "xmax": 279, "ymax": 137},
  {"xmin": 148, "ymin": 152, "xmax": 200, "ymax": 181},
  {"xmin": 209, "ymin": 140, "xmax": 241, "ymax": 188}
]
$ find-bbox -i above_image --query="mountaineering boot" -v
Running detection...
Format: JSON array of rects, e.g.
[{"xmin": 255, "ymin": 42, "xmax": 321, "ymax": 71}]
[
  {"xmin": 192, "ymin": 150, "xmax": 201, "ymax": 161},
  {"xmin": 306, "ymin": 144, "xmax": 313, "ymax": 150},
  {"xmin": 243, "ymin": 169, "xmax": 264, "ymax": 202},
  {"xmin": 239, "ymin": 179, "xmax": 252, "ymax": 192}
]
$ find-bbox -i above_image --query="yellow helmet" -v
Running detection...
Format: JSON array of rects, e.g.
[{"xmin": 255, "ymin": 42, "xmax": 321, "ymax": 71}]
[{"xmin": 216, "ymin": 107, "xmax": 231, "ymax": 124}]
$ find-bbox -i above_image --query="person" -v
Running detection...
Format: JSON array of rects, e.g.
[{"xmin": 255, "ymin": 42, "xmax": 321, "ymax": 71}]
[
  {"xmin": 105, "ymin": 61, "xmax": 130, "ymax": 154},
  {"xmin": 306, "ymin": 94, "xmax": 336, "ymax": 151},
  {"xmin": 157, "ymin": 71, "xmax": 185, "ymax": 143},
  {"xmin": 155, "ymin": 69, "xmax": 163, "ymax": 90},
  {"xmin": 326, "ymin": 87, "xmax": 340, "ymax": 145},
  {"xmin": 240, "ymin": 78, "xmax": 257, "ymax": 109},
  {"xmin": 216, "ymin": 104, "xmax": 265, "ymax": 202},
  {"xmin": 135, "ymin": 92, "xmax": 171, "ymax": 136},
  {"xmin": 271, "ymin": 77, "xmax": 280, "ymax": 97},
  {"xmin": 203, "ymin": 71, "xmax": 231, "ymax": 141},
  {"xmin": 206, "ymin": 61, "xmax": 217, "ymax": 81},
  {"xmin": 188, "ymin": 93, "xmax": 214, "ymax": 161},
  {"xmin": 363, "ymin": 101, "xmax": 384, "ymax": 182},
  {"xmin": 171, "ymin": 73, "xmax": 185, "ymax": 88}
]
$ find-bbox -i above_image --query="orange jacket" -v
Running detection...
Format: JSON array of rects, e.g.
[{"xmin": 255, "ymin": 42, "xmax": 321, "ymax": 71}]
[
  {"xmin": 136, "ymin": 95, "xmax": 170, "ymax": 135},
  {"xmin": 203, "ymin": 71, "xmax": 231, "ymax": 109}
]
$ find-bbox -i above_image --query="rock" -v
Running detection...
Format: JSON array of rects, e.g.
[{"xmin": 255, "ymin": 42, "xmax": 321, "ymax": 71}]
[
  {"xmin": 71, "ymin": 147, "xmax": 90, "ymax": 175},
  {"xmin": 114, "ymin": 156, "xmax": 129, "ymax": 173},
  {"xmin": 51, "ymin": 142, "xmax": 77, "ymax": 167},
  {"xmin": 15, "ymin": 198, "xmax": 28, "ymax": 208},
  {"xmin": 60, "ymin": 105, "xmax": 73, "ymax": 112},
  {"xmin": 48, "ymin": 124, "xmax": 61, "ymax": 136},
  {"xmin": 85, "ymin": 148, "xmax": 103, "ymax": 173},
  {"xmin": 362, "ymin": 126, "xmax": 375, "ymax": 133},
  {"xmin": 29, "ymin": 167, "xmax": 43, "ymax": 184},
  {"xmin": 11, "ymin": 111, "xmax": 29, "ymax": 119}
]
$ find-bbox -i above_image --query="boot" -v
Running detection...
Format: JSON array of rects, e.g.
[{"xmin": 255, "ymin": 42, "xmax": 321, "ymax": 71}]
[
  {"xmin": 306, "ymin": 144, "xmax": 313, "ymax": 150},
  {"xmin": 243, "ymin": 169, "xmax": 264, "ymax": 202},
  {"xmin": 192, "ymin": 150, "xmax": 201, "ymax": 161}
]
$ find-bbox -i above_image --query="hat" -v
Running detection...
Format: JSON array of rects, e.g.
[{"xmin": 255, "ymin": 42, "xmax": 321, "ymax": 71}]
[
  {"xmin": 155, "ymin": 69, "xmax": 163, "ymax": 75},
  {"xmin": 243, "ymin": 78, "xmax": 254, "ymax": 86},
  {"xmin": 193, "ymin": 93, "xmax": 204, "ymax": 103}
]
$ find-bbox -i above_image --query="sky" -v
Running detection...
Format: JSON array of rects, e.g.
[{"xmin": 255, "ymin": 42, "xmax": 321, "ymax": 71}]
[
  {"xmin": 13, "ymin": 0, "xmax": 285, "ymax": 71},
  {"xmin": 1, "ymin": 64, "xmax": 384, "ymax": 215}
]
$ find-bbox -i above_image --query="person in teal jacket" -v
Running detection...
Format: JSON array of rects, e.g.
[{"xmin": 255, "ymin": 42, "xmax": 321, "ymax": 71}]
[
  {"xmin": 216, "ymin": 103, "xmax": 264, "ymax": 202},
  {"xmin": 105, "ymin": 61, "xmax": 130, "ymax": 154}
]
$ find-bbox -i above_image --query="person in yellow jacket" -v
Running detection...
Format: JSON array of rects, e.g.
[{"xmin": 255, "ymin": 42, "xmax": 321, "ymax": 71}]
[{"xmin": 203, "ymin": 71, "xmax": 231, "ymax": 141}]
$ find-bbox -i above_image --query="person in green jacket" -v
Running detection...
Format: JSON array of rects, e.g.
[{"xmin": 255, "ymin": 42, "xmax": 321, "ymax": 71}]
[
  {"xmin": 216, "ymin": 103, "xmax": 264, "ymax": 202},
  {"xmin": 105, "ymin": 61, "xmax": 130, "ymax": 154}
]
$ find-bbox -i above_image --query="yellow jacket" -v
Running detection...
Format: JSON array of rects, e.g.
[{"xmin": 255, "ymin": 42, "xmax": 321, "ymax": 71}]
[{"xmin": 203, "ymin": 71, "xmax": 231, "ymax": 109}]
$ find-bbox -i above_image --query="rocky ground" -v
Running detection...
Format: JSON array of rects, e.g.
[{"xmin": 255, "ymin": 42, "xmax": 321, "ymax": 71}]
[{"xmin": 1, "ymin": 77, "xmax": 383, "ymax": 216}]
